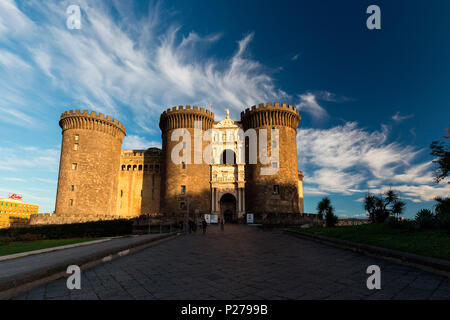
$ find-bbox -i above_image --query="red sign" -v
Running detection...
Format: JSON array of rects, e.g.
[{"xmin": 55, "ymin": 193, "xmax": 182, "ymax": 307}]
[{"xmin": 8, "ymin": 193, "xmax": 22, "ymax": 200}]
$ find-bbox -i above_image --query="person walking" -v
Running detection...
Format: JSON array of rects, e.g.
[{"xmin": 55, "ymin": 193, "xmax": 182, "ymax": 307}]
[
  {"xmin": 201, "ymin": 218, "xmax": 207, "ymax": 235},
  {"xmin": 220, "ymin": 217, "xmax": 224, "ymax": 231},
  {"xmin": 188, "ymin": 219, "xmax": 193, "ymax": 234}
]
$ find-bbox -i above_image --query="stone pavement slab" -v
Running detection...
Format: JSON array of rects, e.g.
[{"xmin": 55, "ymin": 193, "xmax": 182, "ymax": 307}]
[
  {"xmin": 0, "ymin": 232, "xmax": 177, "ymax": 297},
  {"xmin": 14, "ymin": 225, "xmax": 450, "ymax": 300}
]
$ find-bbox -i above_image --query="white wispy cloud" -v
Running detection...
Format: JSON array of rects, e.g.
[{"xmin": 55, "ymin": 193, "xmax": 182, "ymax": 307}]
[
  {"xmin": 0, "ymin": 50, "xmax": 31, "ymax": 70},
  {"xmin": 0, "ymin": 146, "xmax": 59, "ymax": 172},
  {"xmin": 122, "ymin": 135, "xmax": 162, "ymax": 150},
  {"xmin": 0, "ymin": 1, "xmax": 296, "ymax": 132},
  {"xmin": 1, "ymin": 1, "xmax": 348, "ymax": 130},
  {"xmin": 296, "ymin": 90, "xmax": 355, "ymax": 120},
  {"xmin": 0, "ymin": 0, "xmax": 35, "ymax": 37},
  {"xmin": 392, "ymin": 111, "xmax": 414, "ymax": 123},
  {"xmin": 0, "ymin": 177, "xmax": 25, "ymax": 182},
  {"xmin": 297, "ymin": 92, "xmax": 329, "ymax": 120},
  {"xmin": 298, "ymin": 122, "xmax": 450, "ymax": 202},
  {"xmin": 0, "ymin": 106, "xmax": 36, "ymax": 125}
]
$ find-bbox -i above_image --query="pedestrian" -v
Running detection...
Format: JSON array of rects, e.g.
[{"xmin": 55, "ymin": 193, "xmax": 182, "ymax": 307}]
[
  {"xmin": 220, "ymin": 218, "xmax": 224, "ymax": 231},
  {"xmin": 188, "ymin": 219, "xmax": 193, "ymax": 234},
  {"xmin": 201, "ymin": 218, "xmax": 207, "ymax": 235}
]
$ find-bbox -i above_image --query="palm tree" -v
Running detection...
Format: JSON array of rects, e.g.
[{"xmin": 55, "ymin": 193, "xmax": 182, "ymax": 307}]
[
  {"xmin": 392, "ymin": 200, "xmax": 406, "ymax": 218},
  {"xmin": 364, "ymin": 189, "xmax": 405, "ymax": 222},
  {"xmin": 325, "ymin": 205, "xmax": 338, "ymax": 227},
  {"xmin": 317, "ymin": 197, "xmax": 338, "ymax": 227},
  {"xmin": 317, "ymin": 197, "xmax": 331, "ymax": 220},
  {"xmin": 364, "ymin": 194, "xmax": 376, "ymax": 222}
]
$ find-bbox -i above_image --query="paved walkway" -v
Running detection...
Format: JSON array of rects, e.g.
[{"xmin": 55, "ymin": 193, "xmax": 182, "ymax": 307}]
[
  {"xmin": 0, "ymin": 233, "xmax": 171, "ymax": 288},
  {"xmin": 14, "ymin": 225, "xmax": 450, "ymax": 300}
]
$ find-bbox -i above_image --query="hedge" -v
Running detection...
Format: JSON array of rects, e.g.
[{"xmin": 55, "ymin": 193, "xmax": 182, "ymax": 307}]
[{"xmin": 0, "ymin": 219, "xmax": 133, "ymax": 240}]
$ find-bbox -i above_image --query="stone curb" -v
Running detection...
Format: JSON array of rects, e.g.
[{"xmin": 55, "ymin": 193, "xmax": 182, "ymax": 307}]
[
  {"xmin": 284, "ymin": 229, "xmax": 450, "ymax": 278},
  {"xmin": 0, "ymin": 238, "xmax": 114, "ymax": 262},
  {"xmin": 0, "ymin": 232, "xmax": 180, "ymax": 299}
]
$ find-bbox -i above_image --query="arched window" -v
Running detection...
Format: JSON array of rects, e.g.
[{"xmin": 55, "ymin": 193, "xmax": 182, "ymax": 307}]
[
  {"xmin": 138, "ymin": 165, "xmax": 142, "ymax": 171},
  {"xmin": 133, "ymin": 165, "xmax": 137, "ymax": 171},
  {"xmin": 221, "ymin": 149, "xmax": 236, "ymax": 164},
  {"xmin": 127, "ymin": 165, "xmax": 131, "ymax": 171},
  {"xmin": 122, "ymin": 165, "xmax": 126, "ymax": 171}
]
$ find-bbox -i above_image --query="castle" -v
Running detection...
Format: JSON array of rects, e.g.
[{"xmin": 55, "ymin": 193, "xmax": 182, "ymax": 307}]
[{"xmin": 34, "ymin": 102, "xmax": 304, "ymax": 225}]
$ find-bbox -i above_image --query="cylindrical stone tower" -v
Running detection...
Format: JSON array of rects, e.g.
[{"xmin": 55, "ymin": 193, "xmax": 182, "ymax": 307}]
[
  {"xmin": 241, "ymin": 102, "xmax": 301, "ymax": 214},
  {"xmin": 55, "ymin": 110, "xmax": 126, "ymax": 217},
  {"xmin": 159, "ymin": 105, "xmax": 214, "ymax": 217}
]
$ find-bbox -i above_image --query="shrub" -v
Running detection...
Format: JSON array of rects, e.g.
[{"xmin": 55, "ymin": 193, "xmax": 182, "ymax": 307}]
[
  {"xmin": 435, "ymin": 197, "xmax": 450, "ymax": 230},
  {"xmin": 317, "ymin": 197, "xmax": 338, "ymax": 227},
  {"xmin": 325, "ymin": 207, "xmax": 338, "ymax": 227},
  {"xmin": 415, "ymin": 209, "xmax": 435, "ymax": 230},
  {"xmin": 0, "ymin": 219, "xmax": 133, "ymax": 241},
  {"xmin": 15, "ymin": 233, "xmax": 43, "ymax": 242},
  {"xmin": 384, "ymin": 216, "xmax": 402, "ymax": 229},
  {"xmin": 317, "ymin": 197, "xmax": 331, "ymax": 220},
  {"xmin": 384, "ymin": 216, "xmax": 416, "ymax": 230},
  {"xmin": 0, "ymin": 237, "xmax": 11, "ymax": 245},
  {"xmin": 364, "ymin": 190, "xmax": 406, "ymax": 223}
]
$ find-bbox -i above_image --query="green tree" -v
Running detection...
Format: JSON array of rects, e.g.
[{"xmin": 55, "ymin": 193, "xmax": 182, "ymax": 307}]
[
  {"xmin": 364, "ymin": 189, "xmax": 406, "ymax": 223},
  {"xmin": 325, "ymin": 205, "xmax": 338, "ymax": 227},
  {"xmin": 434, "ymin": 197, "xmax": 450, "ymax": 229},
  {"xmin": 415, "ymin": 209, "xmax": 435, "ymax": 230},
  {"xmin": 317, "ymin": 197, "xmax": 338, "ymax": 227},
  {"xmin": 317, "ymin": 197, "xmax": 331, "ymax": 220},
  {"xmin": 430, "ymin": 129, "xmax": 450, "ymax": 183}
]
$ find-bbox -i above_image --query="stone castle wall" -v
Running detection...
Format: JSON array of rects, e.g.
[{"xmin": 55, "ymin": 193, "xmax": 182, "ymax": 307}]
[
  {"xmin": 29, "ymin": 213, "xmax": 119, "ymax": 225},
  {"xmin": 117, "ymin": 148, "xmax": 161, "ymax": 217},
  {"xmin": 241, "ymin": 102, "xmax": 301, "ymax": 214},
  {"xmin": 54, "ymin": 110, "xmax": 125, "ymax": 217},
  {"xmin": 159, "ymin": 105, "xmax": 214, "ymax": 216},
  {"xmin": 48, "ymin": 103, "xmax": 304, "ymax": 226}
]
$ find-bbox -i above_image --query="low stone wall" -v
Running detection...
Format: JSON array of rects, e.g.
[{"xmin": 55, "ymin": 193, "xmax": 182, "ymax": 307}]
[
  {"xmin": 336, "ymin": 219, "xmax": 371, "ymax": 226},
  {"xmin": 255, "ymin": 213, "xmax": 322, "ymax": 227},
  {"xmin": 29, "ymin": 212, "xmax": 371, "ymax": 227},
  {"xmin": 254, "ymin": 213, "xmax": 370, "ymax": 227},
  {"xmin": 29, "ymin": 213, "xmax": 120, "ymax": 225}
]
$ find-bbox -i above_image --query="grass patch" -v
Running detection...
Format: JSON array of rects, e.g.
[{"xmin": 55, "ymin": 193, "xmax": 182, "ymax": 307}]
[
  {"xmin": 293, "ymin": 223, "xmax": 450, "ymax": 261},
  {"xmin": 0, "ymin": 238, "xmax": 99, "ymax": 257}
]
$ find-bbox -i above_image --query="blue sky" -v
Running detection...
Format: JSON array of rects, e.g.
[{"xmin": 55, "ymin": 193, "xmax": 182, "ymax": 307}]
[{"xmin": 0, "ymin": 0, "xmax": 448, "ymax": 217}]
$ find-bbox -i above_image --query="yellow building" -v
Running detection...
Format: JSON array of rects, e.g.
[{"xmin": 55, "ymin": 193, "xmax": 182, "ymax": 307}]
[{"xmin": 0, "ymin": 198, "xmax": 38, "ymax": 229}]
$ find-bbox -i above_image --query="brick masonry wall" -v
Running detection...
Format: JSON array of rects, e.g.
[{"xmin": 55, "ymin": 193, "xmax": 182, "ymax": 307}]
[
  {"xmin": 55, "ymin": 111, "xmax": 125, "ymax": 218},
  {"xmin": 117, "ymin": 149, "xmax": 161, "ymax": 217},
  {"xmin": 159, "ymin": 106, "xmax": 214, "ymax": 217},
  {"xmin": 29, "ymin": 213, "xmax": 119, "ymax": 225},
  {"xmin": 242, "ymin": 103, "xmax": 301, "ymax": 215},
  {"xmin": 160, "ymin": 128, "xmax": 211, "ymax": 216}
]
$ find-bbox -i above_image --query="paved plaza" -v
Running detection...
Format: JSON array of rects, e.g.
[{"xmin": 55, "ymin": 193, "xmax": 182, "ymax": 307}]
[{"xmin": 14, "ymin": 225, "xmax": 450, "ymax": 300}]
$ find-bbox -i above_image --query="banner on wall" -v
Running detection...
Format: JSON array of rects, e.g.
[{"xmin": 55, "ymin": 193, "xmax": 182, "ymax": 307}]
[{"xmin": 247, "ymin": 213, "xmax": 254, "ymax": 224}]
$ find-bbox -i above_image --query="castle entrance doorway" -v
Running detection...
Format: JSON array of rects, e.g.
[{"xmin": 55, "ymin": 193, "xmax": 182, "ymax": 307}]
[{"xmin": 220, "ymin": 193, "xmax": 237, "ymax": 223}]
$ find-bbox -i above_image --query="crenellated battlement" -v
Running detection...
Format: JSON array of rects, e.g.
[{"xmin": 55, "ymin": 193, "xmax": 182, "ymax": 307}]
[
  {"xmin": 240, "ymin": 102, "xmax": 301, "ymax": 130},
  {"xmin": 60, "ymin": 109, "xmax": 126, "ymax": 138},
  {"xmin": 159, "ymin": 105, "xmax": 215, "ymax": 132}
]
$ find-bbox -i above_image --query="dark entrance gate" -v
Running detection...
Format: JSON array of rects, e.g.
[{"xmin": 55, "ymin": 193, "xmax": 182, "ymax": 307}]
[{"xmin": 220, "ymin": 193, "xmax": 237, "ymax": 223}]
